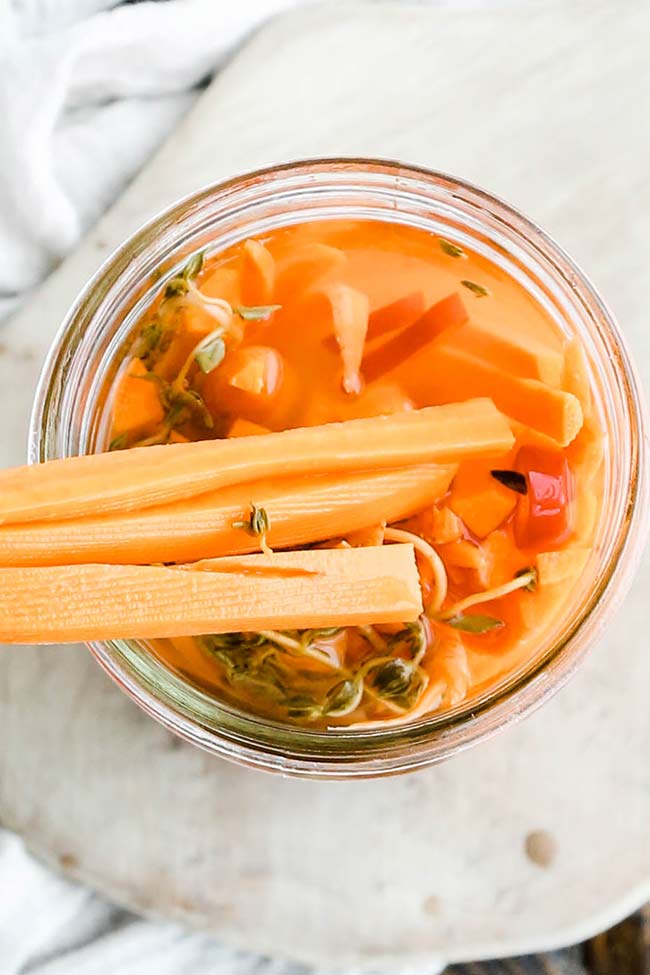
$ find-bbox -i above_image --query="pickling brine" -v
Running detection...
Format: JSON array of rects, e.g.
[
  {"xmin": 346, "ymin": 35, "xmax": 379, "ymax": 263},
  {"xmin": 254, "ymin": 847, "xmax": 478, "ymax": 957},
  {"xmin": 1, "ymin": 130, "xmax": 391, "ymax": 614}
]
[{"xmin": 86, "ymin": 219, "xmax": 603, "ymax": 726}]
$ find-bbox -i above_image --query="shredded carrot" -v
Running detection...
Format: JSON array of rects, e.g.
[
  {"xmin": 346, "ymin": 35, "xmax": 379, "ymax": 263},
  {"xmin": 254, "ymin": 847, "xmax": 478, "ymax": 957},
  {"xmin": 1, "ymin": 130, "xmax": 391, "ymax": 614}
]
[
  {"xmin": 319, "ymin": 282, "xmax": 369, "ymax": 394},
  {"xmin": 323, "ymin": 291, "xmax": 425, "ymax": 351}
]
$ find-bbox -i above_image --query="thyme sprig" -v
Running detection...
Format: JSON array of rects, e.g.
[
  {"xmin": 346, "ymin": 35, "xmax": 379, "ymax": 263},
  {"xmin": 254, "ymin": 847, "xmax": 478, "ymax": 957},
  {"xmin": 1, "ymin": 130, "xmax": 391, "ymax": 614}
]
[
  {"xmin": 437, "ymin": 568, "xmax": 538, "ymax": 634},
  {"xmin": 232, "ymin": 503, "xmax": 272, "ymax": 556},
  {"xmin": 203, "ymin": 621, "xmax": 432, "ymax": 723}
]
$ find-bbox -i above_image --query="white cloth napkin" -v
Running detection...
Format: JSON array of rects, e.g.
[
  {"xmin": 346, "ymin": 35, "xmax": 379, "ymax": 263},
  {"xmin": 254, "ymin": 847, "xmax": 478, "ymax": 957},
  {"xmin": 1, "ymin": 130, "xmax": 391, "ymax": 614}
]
[{"xmin": 0, "ymin": 0, "xmax": 303, "ymax": 322}]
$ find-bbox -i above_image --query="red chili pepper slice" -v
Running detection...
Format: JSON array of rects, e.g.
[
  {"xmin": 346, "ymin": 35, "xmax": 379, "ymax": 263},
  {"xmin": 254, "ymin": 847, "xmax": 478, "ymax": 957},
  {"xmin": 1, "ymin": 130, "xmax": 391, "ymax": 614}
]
[{"xmin": 514, "ymin": 446, "xmax": 573, "ymax": 548}]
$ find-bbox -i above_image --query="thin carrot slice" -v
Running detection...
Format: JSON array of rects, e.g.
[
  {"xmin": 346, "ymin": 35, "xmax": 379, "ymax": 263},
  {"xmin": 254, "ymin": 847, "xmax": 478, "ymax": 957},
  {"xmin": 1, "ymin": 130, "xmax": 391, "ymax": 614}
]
[
  {"xmin": 0, "ymin": 545, "xmax": 422, "ymax": 644},
  {"xmin": 111, "ymin": 359, "xmax": 164, "ymax": 437},
  {"xmin": 0, "ymin": 400, "xmax": 513, "ymax": 526},
  {"xmin": 241, "ymin": 239, "xmax": 275, "ymax": 305},
  {"xmin": 362, "ymin": 292, "xmax": 468, "ymax": 383},
  {"xmin": 397, "ymin": 341, "xmax": 583, "ymax": 446},
  {"xmin": 330, "ymin": 286, "xmax": 370, "ymax": 394},
  {"xmin": 319, "ymin": 283, "xmax": 369, "ymax": 394},
  {"xmin": 0, "ymin": 464, "xmax": 456, "ymax": 566},
  {"xmin": 322, "ymin": 291, "xmax": 425, "ymax": 351}
]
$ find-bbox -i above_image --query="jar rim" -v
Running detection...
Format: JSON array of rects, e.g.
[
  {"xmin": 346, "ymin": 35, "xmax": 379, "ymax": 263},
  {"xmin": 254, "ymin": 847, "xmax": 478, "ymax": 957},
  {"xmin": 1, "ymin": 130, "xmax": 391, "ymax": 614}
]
[{"xmin": 29, "ymin": 157, "xmax": 649, "ymax": 777}]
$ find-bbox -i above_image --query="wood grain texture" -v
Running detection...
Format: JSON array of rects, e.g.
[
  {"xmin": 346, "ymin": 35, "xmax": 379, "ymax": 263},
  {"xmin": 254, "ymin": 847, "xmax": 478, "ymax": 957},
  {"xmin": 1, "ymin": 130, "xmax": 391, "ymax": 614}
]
[{"xmin": 0, "ymin": 1, "xmax": 649, "ymax": 970}]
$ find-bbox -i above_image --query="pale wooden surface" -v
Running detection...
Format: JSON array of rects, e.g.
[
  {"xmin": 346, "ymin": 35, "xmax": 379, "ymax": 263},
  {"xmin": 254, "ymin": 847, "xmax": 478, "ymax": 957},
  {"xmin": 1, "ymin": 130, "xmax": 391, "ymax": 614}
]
[{"xmin": 1, "ymin": 2, "xmax": 649, "ymax": 970}]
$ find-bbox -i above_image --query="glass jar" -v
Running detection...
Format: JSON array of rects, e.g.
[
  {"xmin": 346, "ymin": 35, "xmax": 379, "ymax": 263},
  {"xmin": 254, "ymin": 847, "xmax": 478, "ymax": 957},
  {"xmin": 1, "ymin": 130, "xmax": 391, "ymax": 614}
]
[{"xmin": 30, "ymin": 158, "xmax": 648, "ymax": 778}]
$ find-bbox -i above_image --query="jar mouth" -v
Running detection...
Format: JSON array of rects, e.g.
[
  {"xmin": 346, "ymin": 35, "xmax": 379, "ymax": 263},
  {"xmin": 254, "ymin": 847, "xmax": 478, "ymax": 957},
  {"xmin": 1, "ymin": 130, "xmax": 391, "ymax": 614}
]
[{"xmin": 29, "ymin": 157, "xmax": 649, "ymax": 778}]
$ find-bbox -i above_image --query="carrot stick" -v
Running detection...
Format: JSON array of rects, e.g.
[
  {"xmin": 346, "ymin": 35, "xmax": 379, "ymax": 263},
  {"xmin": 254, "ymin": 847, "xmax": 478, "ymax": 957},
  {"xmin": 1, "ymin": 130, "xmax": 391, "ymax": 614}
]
[
  {"xmin": 362, "ymin": 292, "xmax": 468, "ymax": 383},
  {"xmin": 0, "ymin": 400, "xmax": 513, "ymax": 526},
  {"xmin": 396, "ymin": 343, "xmax": 583, "ymax": 446},
  {"xmin": 0, "ymin": 545, "xmax": 422, "ymax": 644},
  {"xmin": 323, "ymin": 291, "xmax": 425, "ymax": 351},
  {"xmin": 444, "ymin": 318, "xmax": 564, "ymax": 386},
  {"xmin": 0, "ymin": 464, "xmax": 456, "ymax": 566},
  {"xmin": 366, "ymin": 291, "xmax": 427, "ymax": 340}
]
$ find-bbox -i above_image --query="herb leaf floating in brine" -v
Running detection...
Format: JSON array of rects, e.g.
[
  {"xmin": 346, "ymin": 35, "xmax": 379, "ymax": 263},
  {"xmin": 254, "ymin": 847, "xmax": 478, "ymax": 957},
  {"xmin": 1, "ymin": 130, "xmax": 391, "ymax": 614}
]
[
  {"xmin": 183, "ymin": 251, "xmax": 205, "ymax": 280},
  {"xmin": 490, "ymin": 469, "xmax": 528, "ymax": 495},
  {"xmin": 193, "ymin": 331, "xmax": 227, "ymax": 374},
  {"xmin": 460, "ymin": 279, "xmax": 490, "ymax": 298},
  {"xmin": 446, "ymin": 615, "xmax": 505, "ymax": 634},
  {"xmin": 234, "ymin": 304, "xmax": 282, "ymax": 321},
  {"xmin": 438, "ymin": 238, "xmax": 466, "ymax": 259},
  {"xmin": 108, "ymin": 434, "xmax": 128, "ymax": 452}
]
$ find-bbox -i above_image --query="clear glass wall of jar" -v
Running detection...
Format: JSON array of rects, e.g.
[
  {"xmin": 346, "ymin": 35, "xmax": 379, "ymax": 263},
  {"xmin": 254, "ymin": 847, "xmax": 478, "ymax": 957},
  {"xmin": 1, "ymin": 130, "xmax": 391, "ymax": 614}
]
[{"xmin": 30, "ymin": 159, "xmax": 649, "ymax": 778}]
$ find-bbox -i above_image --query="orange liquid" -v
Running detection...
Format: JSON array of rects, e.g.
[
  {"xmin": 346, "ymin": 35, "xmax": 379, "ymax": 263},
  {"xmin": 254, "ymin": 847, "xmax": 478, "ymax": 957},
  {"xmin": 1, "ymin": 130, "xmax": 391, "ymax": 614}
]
[{"xmin": 98, "ymin": 219, "xmax": 604, "ymax": 727}]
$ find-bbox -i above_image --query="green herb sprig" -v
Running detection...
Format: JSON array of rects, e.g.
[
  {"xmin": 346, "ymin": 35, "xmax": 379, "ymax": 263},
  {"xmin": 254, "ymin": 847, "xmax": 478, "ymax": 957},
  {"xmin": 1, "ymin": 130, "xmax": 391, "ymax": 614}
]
[
  {"xmin": 438, "ymin": 239, "xmax": 466, "ymax": 259},
  {"xmin": 164, "ymin": 251, "xmax": 205, "ymax": 298},
  {"xmin": 460, "ymin": 279, "xmax": 490, "ymax": 298},
  {"xmin": 446, "ymin": 614, "xmax": 505, "ymax": 634}
]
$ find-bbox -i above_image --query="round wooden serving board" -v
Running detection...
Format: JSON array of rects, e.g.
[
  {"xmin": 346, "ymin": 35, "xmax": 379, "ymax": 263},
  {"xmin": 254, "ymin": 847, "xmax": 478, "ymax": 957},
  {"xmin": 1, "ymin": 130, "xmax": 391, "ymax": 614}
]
[{"xmin": 0, "ymin": 2, "xmax": 649, "ymax": 970}]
